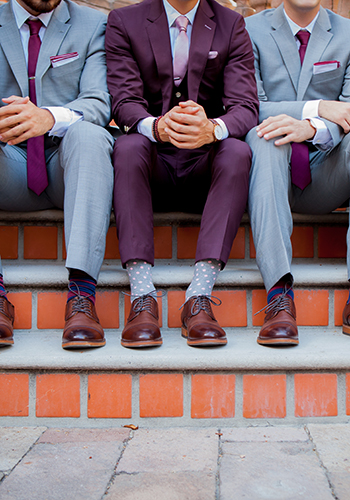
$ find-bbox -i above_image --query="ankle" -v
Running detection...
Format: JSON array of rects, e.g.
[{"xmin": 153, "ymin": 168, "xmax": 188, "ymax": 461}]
[
  {"xmin": 68, "ymin": 270, "xmax": 96, "ymax": 305},
  {"xmin": 0, "ymin": 274, "xmax": 7, "ymax": 297},
  {"xmin": 267, "ymin": 281, "xmax": 294, "ymax": 304}
]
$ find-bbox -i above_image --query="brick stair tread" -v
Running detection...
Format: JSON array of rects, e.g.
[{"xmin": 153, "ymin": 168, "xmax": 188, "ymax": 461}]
[
  {"xmin": 0, "ymin": 327, "xmax": 349, "ymax": 372},
  {"xmin": 0, "ymin": 209, "xmax": 348, "ymax": 225},
  {"xmin": 2, "ymin": 261, "xmax": 348, "ymax": 288}
]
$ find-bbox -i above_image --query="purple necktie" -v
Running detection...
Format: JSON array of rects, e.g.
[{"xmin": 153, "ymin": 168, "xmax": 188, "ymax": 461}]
[
  {"xmin": 290, "ymin": 30, "xmax": 311, "ymax": 191},
  {"xmin": 173, "ymin": 16, "xmax": 189, "ymax": 87},
  {"xmin": 26, "ymin": 19, "xmax": 48, "ymax": 196}
]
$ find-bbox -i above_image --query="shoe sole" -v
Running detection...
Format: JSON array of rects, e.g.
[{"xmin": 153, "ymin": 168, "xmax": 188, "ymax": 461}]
[
  {"xmin": 343, "ymin": 324, "xmax": 350, "ymax": 335},
  {"xmin": 186, "ymin": 338, "xmax": 227, "ymax": 346},
  {"xmin": 182, "ymin": 329, "xmax": 227, "ymax": 346},
  {"xmin": 257, "ymin": 338, "xmax": 299, "ymax": 346},
  {"xmin": 62, "ymin": 340, "xmax": 106, "ymax": 349},
  {"xmin": 121, "ymin": 339, "xmax": 163, "ymax": 348},
  {"xmin": 0, "ymin": 339, "xmax": 14, "ymax": 346}
]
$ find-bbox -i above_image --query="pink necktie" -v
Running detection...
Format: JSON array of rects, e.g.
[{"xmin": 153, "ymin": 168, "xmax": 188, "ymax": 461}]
[
  {"xmin": 290, "ymin": 30, "xmax": 312, "ymax": 191},
  {"xmin": 26, "ymin": 19, "xmax": 48, "ymax": 196},
  {"xmin": 173, "ymin": 16, "xmax": 189, "ymax": 87}
]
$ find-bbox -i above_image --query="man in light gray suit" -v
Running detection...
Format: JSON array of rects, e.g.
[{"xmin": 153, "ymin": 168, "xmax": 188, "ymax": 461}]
[
  {"xmin": 245, "ymin": 0, "xmax": 350, "ymax": 346},
  {"xmin": 0, "ymin": 0, "xmax": 114, "ymax": 349}
]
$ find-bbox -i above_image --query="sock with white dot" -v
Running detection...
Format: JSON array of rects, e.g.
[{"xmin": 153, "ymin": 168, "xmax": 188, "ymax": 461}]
[
  {"xmin": 185, "ymin": 259, "xmax": 221, "ymax": 302},
  {"xmin": 126, "ymin": 260, "xmax": 156, "ymax": 301}
]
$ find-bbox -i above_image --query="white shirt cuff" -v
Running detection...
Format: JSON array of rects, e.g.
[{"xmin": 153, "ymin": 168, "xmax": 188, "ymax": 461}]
[
  {"xmin": 302, "ymin": 99, "xmax": 321, "ymax": 120},
  {"xmin": 44, "ymin": 107, "xmax": 83, "ymax": 137},
  {"xmin": 137, "ymin": 117, "xmax": 156, "ymax": 142},
  {"xmin": 302, "ymin": 100, "xmax": 333, "ymax": 149},
  {"xmin": 215, "ymin": 118, "xmax": 229, "ymax": 140}
]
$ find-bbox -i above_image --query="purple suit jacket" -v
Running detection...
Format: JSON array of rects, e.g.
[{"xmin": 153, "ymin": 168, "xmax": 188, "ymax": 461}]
[{"xmin": 105, "ymin": 0, "xmax": 259, "ymax": 139}]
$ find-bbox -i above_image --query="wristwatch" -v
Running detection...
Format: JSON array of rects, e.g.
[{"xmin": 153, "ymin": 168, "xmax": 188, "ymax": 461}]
[{"xmin": 209, "ymin": 119, "xmax": 223, "ymax": 142}]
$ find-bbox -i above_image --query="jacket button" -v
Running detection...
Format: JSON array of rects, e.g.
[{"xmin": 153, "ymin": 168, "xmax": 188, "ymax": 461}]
[{"xmin": 175, "ymin": 92, "xmax": 181, "ymax": 98}]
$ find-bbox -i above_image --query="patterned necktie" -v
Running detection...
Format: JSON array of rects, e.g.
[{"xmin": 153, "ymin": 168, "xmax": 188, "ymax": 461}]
[
  {"xmin": 26, "ymin": 19, "xmax": 48, "ymax": 196},
  {"xmin": 290, "ymin": 30, "xmax": 312, "ymax": 191},
  {"xmin": 173, "ymin": 16, "xmax": 189, "ymax": 87}
]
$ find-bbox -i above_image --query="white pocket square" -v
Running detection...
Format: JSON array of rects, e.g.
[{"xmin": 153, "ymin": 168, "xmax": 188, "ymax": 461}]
[
  {"xmin": 313, "ymin": 60, "xmax": 340, "ymax": 75},
  {"xmin": 50, "ymin": 52, "xmax": 79, "ymax": 68},
  {"xmin": 208, "ymin": 51, "xmax": 218, "ymax": 60}
]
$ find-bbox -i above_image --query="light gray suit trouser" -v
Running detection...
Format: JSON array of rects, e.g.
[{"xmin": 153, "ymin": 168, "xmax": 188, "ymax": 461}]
[
  {"xmin": 0, "ymin": 121, "xmax": 114, "ymax": 281},
  {"xmin": 246, "ymin": 128, "xmax": 350, "ymax": 292}
]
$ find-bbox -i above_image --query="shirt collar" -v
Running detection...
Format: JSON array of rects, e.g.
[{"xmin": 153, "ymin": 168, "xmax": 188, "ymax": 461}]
[
  {"xmin": 12, "ymin": 0, "xmax": 54, "ymax": 29},
  {"xmin": 163, "ymin": 0, "xmax": 200, "ymax": 28},
  {"xmin": 283, "ymin": 8, "xmax": 319, "ymax": 37}
]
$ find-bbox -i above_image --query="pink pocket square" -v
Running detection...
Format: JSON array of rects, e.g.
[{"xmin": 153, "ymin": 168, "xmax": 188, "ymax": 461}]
[{"xmin": 208, "ymin": 51, "xmax": 218, "ymax": 60}]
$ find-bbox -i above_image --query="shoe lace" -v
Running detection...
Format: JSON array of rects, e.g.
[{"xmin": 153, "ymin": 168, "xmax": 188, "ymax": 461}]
[
  {"xmin": 180, "ymin": 295, "xmax": 222, "ymax": 316},
  {"xmin": 0, "ymin": 294, "xmax": 7, "ymax": 315},
  {"xmin": 124, "ymin": 290, "xmax": 166, "ymax": 316},
  {"xmin": 68, "ymin": 282, "xmax": 93, "ymax": 314},
  {"xmin": 254, "ymin": 285, "xmax": 293, "ymax": 316}
]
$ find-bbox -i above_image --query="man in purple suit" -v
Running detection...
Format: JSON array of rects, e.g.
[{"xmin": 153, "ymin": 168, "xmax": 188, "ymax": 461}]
[{"xmin": 105, "ymin": 0, "xmax": 259, "ymax": 348}]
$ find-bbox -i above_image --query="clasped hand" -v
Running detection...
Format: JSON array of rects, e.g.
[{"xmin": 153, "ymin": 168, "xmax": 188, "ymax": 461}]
[
  {"xmin": 256, "ymin": 114, "xmax": 316, "ymax": 145},
  {"xmin": 0, "ymin": 95, "xmax": 54, "ymax": 145},
  {"xmin": 158, "ymin": 100, "xmax": 214, "ymax": 149}
]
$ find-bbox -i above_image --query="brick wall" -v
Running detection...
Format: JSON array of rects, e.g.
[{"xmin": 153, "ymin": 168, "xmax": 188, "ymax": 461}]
[{"xmin": 74, "ymin": 0, "xmax": 350, "ymax": 18}]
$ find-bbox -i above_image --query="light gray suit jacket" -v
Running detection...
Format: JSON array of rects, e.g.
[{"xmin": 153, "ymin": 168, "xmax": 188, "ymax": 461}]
[
  {"xmin": 245, "ymin": 4, "xmax": 350, "ymax": 149},
  {"xmin": 0, "ymin": 0, "xmax": 111, "ymax": 127}
]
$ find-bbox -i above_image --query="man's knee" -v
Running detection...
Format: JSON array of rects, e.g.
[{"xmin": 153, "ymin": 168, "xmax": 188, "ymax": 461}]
[
  {"xmin": 213, "ymin": 137, "xmax": 252, "ymax": 180},
  {"xmin": 113, "ymin": 133, "xmax": 154, "ymax": 175},
  {"xmin": 63, "ymin": 121, "xmax": 114, "ymax": 154}
]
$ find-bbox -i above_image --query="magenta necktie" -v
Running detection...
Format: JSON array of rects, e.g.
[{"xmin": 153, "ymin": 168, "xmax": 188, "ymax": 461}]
[
  {"xmin": 26, "ymin": 19, "xmax": 48, "ymax": 196},
  {"xmin": 173, "ymin": 16, "xmax": 189, "ymax": 87},
  {"xmin": 290, "ymin": 30, "xmax": 311, "ymax": 191}
]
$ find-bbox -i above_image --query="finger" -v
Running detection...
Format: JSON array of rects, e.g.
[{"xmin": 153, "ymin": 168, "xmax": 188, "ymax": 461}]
[
  {"xmin": 274, "ymin": 134, "xmax": 294, "ymax": 146},
  {"xmin": 165, "ymin": 126, "xmax": 196, "ymax": 144},
  {"xmin": 2, "ymin": 96, "xmax": 30, "ymax": 105}
]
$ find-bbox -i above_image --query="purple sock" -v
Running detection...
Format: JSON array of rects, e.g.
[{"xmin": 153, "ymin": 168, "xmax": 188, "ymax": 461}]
[{"xmin": 67, "ymin": 270, "xmax": 96, "ymax": 305}]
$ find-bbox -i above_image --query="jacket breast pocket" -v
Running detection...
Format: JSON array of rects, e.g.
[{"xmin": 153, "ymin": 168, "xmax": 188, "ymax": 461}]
[
  {"xmin": 312, "ymin": 66, "xmax": 343, "ymax": 86},
  {"xmin": 49, "ymin": 57, "xmax": 84, "ymax": 77}
]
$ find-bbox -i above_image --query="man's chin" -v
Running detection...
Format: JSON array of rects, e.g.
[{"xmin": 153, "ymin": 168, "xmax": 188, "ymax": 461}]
[{"xmin": 18, "ymin": 0, "xmax": 61, "ymax": 15}]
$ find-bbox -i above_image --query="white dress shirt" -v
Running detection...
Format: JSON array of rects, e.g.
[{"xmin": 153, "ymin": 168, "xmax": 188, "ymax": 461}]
[
  {"xmin": 284, "ymin": 9, "xmax": 333, "ymax": 149},
  {"xmin": 137, "ymin": 0, "xmax": 228, "ymax": 142},
  {"xmin": 12, "ymin": 0, "xmax": 82, "ymax": 137}
]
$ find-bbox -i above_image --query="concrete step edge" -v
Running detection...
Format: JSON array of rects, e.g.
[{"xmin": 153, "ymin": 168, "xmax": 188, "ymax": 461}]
[
  {"xmin": 0, "ymin": 210, "xmax": 348, "ymax": 225},
  {"xmin": 2, "ymin": 261, "xmax": 348, "ymax": 288},
  {"xmin": 0, "ymin": 328, "xmax": 349, "ymax": 372}
]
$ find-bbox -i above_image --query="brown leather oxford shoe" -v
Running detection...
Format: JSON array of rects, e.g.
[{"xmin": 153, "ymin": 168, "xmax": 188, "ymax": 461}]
[
  {"xmin": 181, "ymin": 295, "xmax": 227, "ymax": 347},
  {"xmin": 342, "ymin": 301, "xmax": 350, "ymax": 335},
  {"xmin": 121, "ymin": 294, "xmax": 162, "ymax": 348},
  {"xmin": 257, "ymin": 293, "xmax": 299, "ymax": 346},
  {"xmin": 62, "ymin": 296, "xmax": 106, "ymax": 349},
  {"xmin": 0, "ymin": 295, "xmax": 14, "ymax": 346}
]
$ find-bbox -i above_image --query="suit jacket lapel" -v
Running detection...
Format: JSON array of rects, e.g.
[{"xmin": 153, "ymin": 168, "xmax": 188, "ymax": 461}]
[
  {"xmin": 146, "ymin": 0, "xmax": 173, "ymax": 114},
  {"xmin": 297, "ymin": 7, "xmax": 333, "ymax": 100},
  {"xmin": 270, "ymin": 5, "xmax": 300, "ymax": 95},
  {"xmin": 0, "ymin": 2, "xmax": 28, "ymax": 96},
  {"xmin": 188, "ymin": 0, "xmax": 215, "ymax": 101},
  {"xmin": 35, "ymin": 0, "xmax": 71, "ymax": 106}
]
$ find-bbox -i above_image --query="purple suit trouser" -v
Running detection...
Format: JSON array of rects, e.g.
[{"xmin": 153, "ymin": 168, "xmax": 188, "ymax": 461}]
[{"xmin": 113, "ymin": 133, "xmax": 251, "ymax": 268}]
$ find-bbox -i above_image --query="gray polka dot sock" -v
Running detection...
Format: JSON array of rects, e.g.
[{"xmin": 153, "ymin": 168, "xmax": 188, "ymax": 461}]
[
  {"xmin": 185, "ymin": 259, "xmax": 221, "ymax": 302},
  {"xmin": 126, "ymin": 260, "xmax": 156, "ymax": 301}
]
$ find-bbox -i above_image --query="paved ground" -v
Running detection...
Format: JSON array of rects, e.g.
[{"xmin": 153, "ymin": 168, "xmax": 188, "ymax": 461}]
[{"xmin": 0, "ymin": 424, "xmax": 349, "ymax": 499}]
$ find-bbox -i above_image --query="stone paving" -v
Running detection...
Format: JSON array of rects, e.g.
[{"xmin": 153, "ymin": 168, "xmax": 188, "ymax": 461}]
[{"xmin": 0, "ymin": 424, "xmax": 349, "ymax": 499}]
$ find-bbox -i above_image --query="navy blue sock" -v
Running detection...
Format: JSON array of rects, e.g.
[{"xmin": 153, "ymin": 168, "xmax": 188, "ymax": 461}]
[
  {"xmin": 267, "ymin": 278, "xmax": 294, "ymax": 304},
  {"xmin": 0, "ymin": 274, "xmax": 7, "ymax": 297},
  {"xmin": 68, "ymin": 270, "xmax": 96, "ymax": 305}
]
